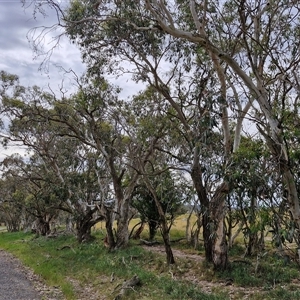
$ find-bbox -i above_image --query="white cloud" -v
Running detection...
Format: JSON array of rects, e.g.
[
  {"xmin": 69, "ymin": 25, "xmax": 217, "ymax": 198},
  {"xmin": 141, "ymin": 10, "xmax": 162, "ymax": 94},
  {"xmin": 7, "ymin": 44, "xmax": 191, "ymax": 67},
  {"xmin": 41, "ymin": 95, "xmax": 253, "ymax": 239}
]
[
  {"xmin": 0, "ymin": 1, "xmax": 86, "ymax": 160},
  {"xmin": 0, "ymin": 1, "xmax": 85, "ymax": 94},
  {"xmin": 0, "ymin": 1, "xmax": 144, "ymax": 161}
]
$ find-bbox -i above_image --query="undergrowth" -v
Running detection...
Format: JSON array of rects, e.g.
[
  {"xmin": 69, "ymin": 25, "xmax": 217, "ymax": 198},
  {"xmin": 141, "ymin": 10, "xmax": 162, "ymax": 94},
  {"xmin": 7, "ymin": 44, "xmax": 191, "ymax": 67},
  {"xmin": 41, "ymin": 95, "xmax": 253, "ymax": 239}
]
[
  {"xmin": 1, "ymin": 230, "xmax": 300, "ymax": 300},
  {"xmin": 0, "ymin": 231, "xmax": 226, "ymax": 300}
]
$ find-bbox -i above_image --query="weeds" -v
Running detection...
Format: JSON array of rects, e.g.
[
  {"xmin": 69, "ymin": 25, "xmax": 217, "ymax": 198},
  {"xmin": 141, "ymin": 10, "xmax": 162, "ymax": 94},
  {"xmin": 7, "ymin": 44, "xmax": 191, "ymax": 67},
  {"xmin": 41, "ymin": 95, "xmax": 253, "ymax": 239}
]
[
  {"xmin": 1, "ymin": 230, "xmax": 300, "ymax": 300},
  {"xmin": 218, "ymin": 253, "xmax": 299, "ymax": 289},
  {"xmin": 0, "ymin": 231, "xmax": 223, "ymax": 300}
]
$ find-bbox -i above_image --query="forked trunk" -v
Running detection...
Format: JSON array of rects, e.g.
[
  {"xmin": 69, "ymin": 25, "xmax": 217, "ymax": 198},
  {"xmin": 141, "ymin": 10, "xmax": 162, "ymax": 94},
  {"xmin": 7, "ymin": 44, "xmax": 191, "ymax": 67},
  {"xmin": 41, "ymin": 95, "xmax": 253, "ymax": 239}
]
[
  {"xmin": 110, "ymin": 160, "xmax": 138, "ymax": 249},
  {"xmin": 75, "ymin": 208, "xmax": 104, "ymax": 243},
  {"xmin": 33, "ymin": 216, "xmax": 51, "ymax": 236},
  {"xmin": 143, "ymin": 176, "xmax": 175, "ymax": 264},
  {"xmin": 76, "ymin": 222, "xmax": 93, "ymax": 243},
  {"xmin": 76, "ymin": 213, "xmax": 95, "ymax": 243}
]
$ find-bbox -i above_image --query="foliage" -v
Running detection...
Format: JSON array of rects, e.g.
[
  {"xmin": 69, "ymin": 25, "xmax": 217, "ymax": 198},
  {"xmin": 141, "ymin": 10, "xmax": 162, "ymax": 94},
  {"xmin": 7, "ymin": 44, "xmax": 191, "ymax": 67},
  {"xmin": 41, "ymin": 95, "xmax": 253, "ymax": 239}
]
[
  {"xmin": 132, "ymin": 169, "xmax": 184, "ymax": 240},
  {"xmin": 3, "ymin": 0, "xmax": 300, "ymax": 272}
]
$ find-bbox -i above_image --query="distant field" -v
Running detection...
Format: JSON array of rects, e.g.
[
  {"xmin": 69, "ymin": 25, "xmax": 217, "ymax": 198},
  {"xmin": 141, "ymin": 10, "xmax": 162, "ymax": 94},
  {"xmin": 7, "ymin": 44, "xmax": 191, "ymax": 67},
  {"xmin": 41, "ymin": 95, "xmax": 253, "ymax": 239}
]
[
  {"xmin": 0, "ymin": 226, "xmax": 7, "ymax": 232},
  {"xmin": 95, "ymin": 213, "xmax": 199, "ymax": 235}
]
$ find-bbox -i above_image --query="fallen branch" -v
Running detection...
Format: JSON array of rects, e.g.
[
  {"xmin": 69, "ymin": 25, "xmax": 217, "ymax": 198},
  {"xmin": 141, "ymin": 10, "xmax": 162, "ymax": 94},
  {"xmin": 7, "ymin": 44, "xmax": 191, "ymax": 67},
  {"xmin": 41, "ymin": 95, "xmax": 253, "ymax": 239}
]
[
  {"xmin": 56, "ymin": 245, "xmax": 76, "ymax": 253},
  {"xmin": 113, "ymin": 275, "xmax": 141, "ymax": 300},
  {"xmin": 231, "ymin": 259, "xmax": 252, "ymax": 265},
  {"xmin": 170, "ymin": 237, "xmax": 186, "ymax": 243},
  {"xmin": 139, "ymin": 239, "xmax": 160, "ymax": 246}
]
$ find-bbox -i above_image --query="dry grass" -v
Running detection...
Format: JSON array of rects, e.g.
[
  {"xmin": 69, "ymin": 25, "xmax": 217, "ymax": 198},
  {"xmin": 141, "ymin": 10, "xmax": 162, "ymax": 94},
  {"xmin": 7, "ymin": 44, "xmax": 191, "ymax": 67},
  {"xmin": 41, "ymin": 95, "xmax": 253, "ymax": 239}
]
[{"xmin": 95, "ymin": 213, "xmax": 199, "ymax": 237}]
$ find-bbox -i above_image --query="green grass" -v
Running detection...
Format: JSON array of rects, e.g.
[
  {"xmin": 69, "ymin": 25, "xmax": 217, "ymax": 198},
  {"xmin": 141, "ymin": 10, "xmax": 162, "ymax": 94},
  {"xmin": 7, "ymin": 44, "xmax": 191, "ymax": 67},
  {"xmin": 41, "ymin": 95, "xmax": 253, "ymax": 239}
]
[
  {"xmin": 0, "ymin": 231, "xmax": 227, "ymax": 300},
  {"xmin": 257, "ymin": 287, "xmax": 300, "ymax": 300},
  {"xmin": 218, "ymin": 254, "xmax": 299, "ymax": 288},
  {"xmin": 1, "ymin": 228, "xmax": 300, "ymax": 300}
]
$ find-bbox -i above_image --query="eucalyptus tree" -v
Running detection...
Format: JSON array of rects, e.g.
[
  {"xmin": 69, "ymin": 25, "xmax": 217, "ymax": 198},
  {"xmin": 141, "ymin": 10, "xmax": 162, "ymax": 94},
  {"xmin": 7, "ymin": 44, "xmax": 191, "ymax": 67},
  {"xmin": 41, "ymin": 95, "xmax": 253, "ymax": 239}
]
[
  {"xmin": 43, "ymin": 0, "xmax": 245, "ymax": 269},
  {"xmin": 133, "ymin": 154, "xmax": 186, "ymax": 264},
  {"xmin": 0, "ymin": 154, "xmax": 60, "ymax": 235},
  {"xmin": 18, "ymin": 0, "xmax": 229, "ymax": 269},
  {"xmin": 228, "ymin": 136, "xmax": 272, "ymax": 255},
  {"xmin": 132, "ymin": 0, "xmax": 300, "ymax": 251},
  {"xmin": 268, "ymin": 103, "xmax": 300, "ymax": 251},
  {"xmin": 0, "ymin": 73, "xmax": 108, "ymax": 241},
  {"xmin": 49, "ymin": 75, "xmax": 167, "ymax": 249},
  {"xmin": 0, "ymin": 163, "xmax": 27, "ymax": 232},
  {"xmin": 60, "ymin": 0, "xmax": 300, "ymax": 265},
  {"xmin": 132, "ymin": 170, "xmax": 184, "ymax": 242},
  {"xmin": 1, "ymin": 118, "xmax": 105, "ymax": 241},
  {"xmin": 114, "ymin": 85, "xmax": 189, "ymax": 263},
  {"xmin": 22, "ymin": 0, "xmax": 300, "ymax": 268}
]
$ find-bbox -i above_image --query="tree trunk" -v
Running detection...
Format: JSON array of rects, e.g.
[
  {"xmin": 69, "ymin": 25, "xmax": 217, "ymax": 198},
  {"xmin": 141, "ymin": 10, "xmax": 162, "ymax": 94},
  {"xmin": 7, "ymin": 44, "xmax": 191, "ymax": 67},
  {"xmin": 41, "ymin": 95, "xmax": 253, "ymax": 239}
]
[
  {"xmin": 210, "ymin": 182, "xmax": 229, "ymax": 270},
  {"xmin": 6, "ymin": 217, "xmax": 20, "ymax": 232},
  {"xmin": 143, "ymin": 176, "xmax": 175, "ymax": 264},
  {"xmin": 75, "ymin": 207, "xmax": 103, "ymax": 243},
  {"xmin": 76, "ymin": 213, "xmax": 95, "ymax": 243},
  {"xmin": 34, "ymin": 217, "xmax": 50, "ymax": 236},
  {"xmin": 160, "ymin": 224, "xmax": 175, "ymax": 265},
  {"xmin": 245, "ymin": 196, "xmax": 258, "ymax": 256},
  {"xmin": 76, "ymin": 221, "xmax": 93, "ymax": 243},
  {"xmin": 109, "ymin": 155, "xmax": 138, "ymax": 249},
  {"xmin": 245, "ymin": 233, "xmax": 258, "ymax": 256},
  {"xmin": 185, "ymin": 206, "xmax": 194, "ymax": 243},
  {"xmin": 191, "ymin": 159, "xmax": 213, "ymax": 262},
  {"xmin": 191, "ymin": 212, "xmax": 202, "ymax": 249},
  {"xmin": 228, "ymin": 221, "xmax": 244, "ymax": 249},
  {"xmin": 148, "ymin": 220, "xmax": 158, "ymax": 241},
  {"xmin": 115, "ymin": 197, "xmax": 130, "ymax": 249},
  {"xmin": 65, "ymin": 216, "xmax": 74, "ymax": 233},
  {"xmin": 104, "ymin": 207, "xmax": 116, "ymax": 250},
  {"xmin": 131, "ymin": 221, "xmax": 145, "ymax": 240}
]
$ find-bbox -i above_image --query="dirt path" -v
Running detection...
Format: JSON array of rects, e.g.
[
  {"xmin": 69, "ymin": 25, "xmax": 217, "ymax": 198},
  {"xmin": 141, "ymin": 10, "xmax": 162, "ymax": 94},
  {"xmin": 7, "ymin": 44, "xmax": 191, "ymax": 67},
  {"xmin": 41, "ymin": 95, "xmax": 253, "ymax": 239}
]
[
  {"xmin": 0, "ymin": 250, "xmax": 64, "ymax": 300},
  {"xmin": 141, "ymin": 245, "xmax": 264, "ymax": 299}
]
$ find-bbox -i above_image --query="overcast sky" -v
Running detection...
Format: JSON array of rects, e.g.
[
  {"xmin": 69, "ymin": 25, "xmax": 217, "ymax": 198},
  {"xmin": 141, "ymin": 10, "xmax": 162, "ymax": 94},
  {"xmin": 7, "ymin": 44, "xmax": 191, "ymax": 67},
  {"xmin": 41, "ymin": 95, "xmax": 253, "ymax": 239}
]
[
  {"xmin": 0, "ymin": 0, "xmax": 85, "ymax": 93},
  {"xmin": 0, "ymin": 0, "xmax": 141, "ymax": 94},
  {"xmin": 0, "ymin": 0, "xmax": 86, "ymax": 159},
  {"xmin": 0, "ymin": 0, "xmax": 143, "ymax": 160}
]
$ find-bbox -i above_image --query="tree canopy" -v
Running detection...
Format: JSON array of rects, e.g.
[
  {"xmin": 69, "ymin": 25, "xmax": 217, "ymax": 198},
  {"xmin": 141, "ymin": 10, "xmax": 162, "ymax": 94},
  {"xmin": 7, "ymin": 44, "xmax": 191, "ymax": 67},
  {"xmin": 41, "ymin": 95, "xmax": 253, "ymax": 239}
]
[{"xmin": 1, "ymin": 0, "xmax": 300, "ymax": 271}]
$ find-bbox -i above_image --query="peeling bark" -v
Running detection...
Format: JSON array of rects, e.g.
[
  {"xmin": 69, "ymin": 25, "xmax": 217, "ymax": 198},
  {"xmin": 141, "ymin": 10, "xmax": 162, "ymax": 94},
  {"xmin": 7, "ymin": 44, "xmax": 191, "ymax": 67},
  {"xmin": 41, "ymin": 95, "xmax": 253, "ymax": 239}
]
[{"xmin": 210, "ymin": 182, "xmax": 229, "ymax": 270}]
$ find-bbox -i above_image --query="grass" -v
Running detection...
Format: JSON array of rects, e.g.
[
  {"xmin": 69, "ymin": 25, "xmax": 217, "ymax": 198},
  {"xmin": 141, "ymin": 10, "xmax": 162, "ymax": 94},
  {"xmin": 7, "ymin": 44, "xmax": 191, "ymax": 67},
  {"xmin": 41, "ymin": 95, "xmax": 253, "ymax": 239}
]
[
  {"xmin": 0, "ymin": 230, "xmax": 226, "ymax": 300},
  {"xmin": 1, "ymin": 216, "xmax": 300, "ymax": 300}
]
